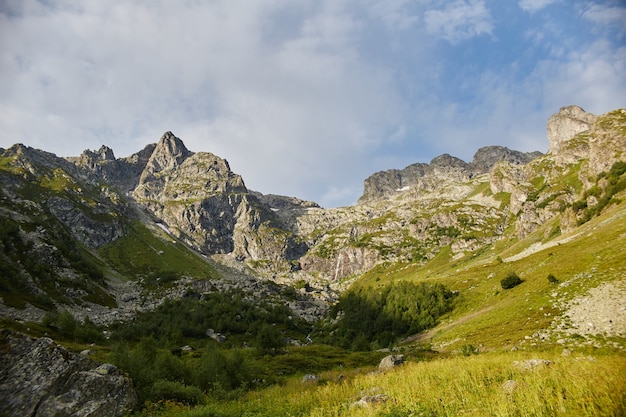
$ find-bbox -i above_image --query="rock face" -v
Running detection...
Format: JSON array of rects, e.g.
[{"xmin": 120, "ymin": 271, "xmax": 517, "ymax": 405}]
[
  {"xmin": 0, "ymin": 330, "xmax": 136, "ymax": 417},
  {"xmin": 358, "ymin": 162, "xmax": 429, "ymax": 203},
  {"xmin": 547, "ymin": 105, "xmax": 597, "ymax": 155},
  {"xmin": 47, "ymin": 195, "xmax": 127, "ymax": 248},
  {"xmin": 71, "ymin": 143, "xmax": 155, "ymax": 194},
  {"xmin": 488, "ymin": 106, "xmax": 626, "ymax": 238},
  {"xmin": 468, "ymin": 146, "xmax": 543, "ymax": 175},
  {"xmin": 359, "ymin": 153, "xmax": 473, "ymax": 203},
  {"xmin": 359, "ymin": 147, "xmax": 542, "ymax": 203}
]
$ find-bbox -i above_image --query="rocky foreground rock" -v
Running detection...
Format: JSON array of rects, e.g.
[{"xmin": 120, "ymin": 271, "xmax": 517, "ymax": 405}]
[{"xmin": 0, "ymin": 330, "xmax": 136, "ymax": 417}]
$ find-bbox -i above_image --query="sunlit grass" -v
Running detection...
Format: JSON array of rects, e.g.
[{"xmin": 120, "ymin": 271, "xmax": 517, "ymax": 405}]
[{"xmin": 140, "ymin": 351, "xmax": 626, "ymax": 417}]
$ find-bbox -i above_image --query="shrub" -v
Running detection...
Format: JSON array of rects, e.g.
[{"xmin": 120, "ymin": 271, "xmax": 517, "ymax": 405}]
[
  {"xmin": 150, "ymin": 380, "xmax": 204, "ymax": 405},
  {"xmin": 256, "ymin": 324, "xmax": 286, "ymax": 355},
  {"xmin": 500, "ymin": 272, "xmax": 522, "ymax": 290},
  {"xmin": 461, "ymin": 344, "xmax": 478, "ymax": 356},
  {"xmin": 547, "ymin": 273, "xmax": 559, "ymax": 284},
  {"xmin": 193, "ymin": 347, "xmax": 253, "ymax": 394}
]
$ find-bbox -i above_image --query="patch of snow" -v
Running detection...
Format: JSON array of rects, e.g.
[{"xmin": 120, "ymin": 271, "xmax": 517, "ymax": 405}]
[
  {"xmin": 156, "ymin": 223, "xmax": 171, "ymax": 234},
  {"xmin": 396, "ymin": 186, "xmax": 410, "ymax": 192}
]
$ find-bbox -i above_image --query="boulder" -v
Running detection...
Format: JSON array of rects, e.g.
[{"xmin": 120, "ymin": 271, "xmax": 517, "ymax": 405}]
[
  {"xmin": 301, "ymin": 374, "xmax": 319, "ymax": 383},
  {"xmin": 502, "ymin": 379, "xmax": 518, "ymax": 394},
  {"xmin": 514, "ymin": 359, "xmax": 552, "ymax": 370},
  {"xmin": 378, "ymin": 354, "xmax": 405, "ymax": 371},
  {"xmin": 206, "ymin": 328, "xmax": 227, "ymax": 343},
  {"xmin": 0, "ymin": 330, "xmax": 136, "ymax": 417},
  {"xmin": 350, "ymin": 394, "xmax": 388, "ymax": 408}
]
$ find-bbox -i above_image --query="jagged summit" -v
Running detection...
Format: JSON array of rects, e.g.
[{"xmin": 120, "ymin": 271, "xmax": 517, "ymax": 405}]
[
  {"xmin": 157, "ymin": 131, "xmax": 192, "ymax": 158},
  {"xmin": 430, "ymin": 153, "xmax": 467, "ymax": 169},
  {"xmin": 467, "ymin": 146, "xmax": 543, "ymax": 174},
  {"xmin": 90, "ymin": 145, "xmax": 115, "ymax": 161},
  {"xmin": 143, "ymin": 131, "xmax": 192, "ymax": 175},
  {"xmin": 358, "ymin": 145, "xmax": 544, "ymax": 203}
]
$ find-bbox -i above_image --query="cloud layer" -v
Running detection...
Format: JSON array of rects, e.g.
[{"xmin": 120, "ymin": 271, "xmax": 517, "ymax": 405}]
[{"xmin": 1, "ymin": 0, "xmax": 624, "ymax": 207}]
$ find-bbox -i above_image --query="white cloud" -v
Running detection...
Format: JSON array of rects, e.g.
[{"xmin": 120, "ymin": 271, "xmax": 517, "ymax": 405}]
[
  {"xmin": 534, "ymin": 40, "xmax": 626, "ymax": 114},
  {"xmin": 364, "ymin": 0, "xmax": 419, "ymax": 30},
  {"xmin": 518, "ymin": 0, "xmax": 560, "ymax": 13},
  {"xmin": 0, "ymin": 0, "xmax": 407, "ymax": 206},
  {"xmin": 581, "ymin": 3, "xmax": 626, "ymax": 37},
  {"xmin": 1, "ymin": 0, "xmax": 624, "ymax": 207},
  {"xmin": 426, "ymin": 35, "xmax": 626, "ymax": 161},
  {"xmin": 424, "ymin": 0, "xmax": 493, "ymax": 43}
]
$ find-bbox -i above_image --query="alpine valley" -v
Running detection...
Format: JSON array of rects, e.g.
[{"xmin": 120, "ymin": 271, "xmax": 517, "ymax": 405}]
[{"xmin": 1, "ymin": 105, "xmax": 625, "ymax": 417}]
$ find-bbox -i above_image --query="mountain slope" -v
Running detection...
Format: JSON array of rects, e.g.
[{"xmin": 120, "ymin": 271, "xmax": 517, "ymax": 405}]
[{"xmin": 1, "ymin": 105, "xmax": 624, "ymax": 347}]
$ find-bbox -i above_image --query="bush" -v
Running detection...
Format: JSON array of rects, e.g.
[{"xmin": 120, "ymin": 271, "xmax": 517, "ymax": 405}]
[
  {"xmin": 547, "ymin": 273, "xmax": 559, "ymax": 285},
  {"xmin": 193, "ymin": 347, "xmax": 254, "ymax": 394},
  {"xmin": 256, "ymin": 324, "xmax": 286, "ymax": 355},
  {"xmin": 42, "ymin": 310, "xmax": 105, "ymax": 343},
  {"xmin": 461, "ymin": 344, "xmax": 478, "ymax": 356},
  {"xmin": 150, "ymin": 380, "xmax": 205, "ymax": 405},
  {"xmin": 500, "ymin": 272, "xmax": 522, "ymax": 290}
]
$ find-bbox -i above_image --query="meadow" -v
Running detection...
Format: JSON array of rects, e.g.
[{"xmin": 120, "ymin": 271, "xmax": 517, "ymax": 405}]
[{"xmin": 135, "ymin": 350, "xmax": 626, "ymax": 417}]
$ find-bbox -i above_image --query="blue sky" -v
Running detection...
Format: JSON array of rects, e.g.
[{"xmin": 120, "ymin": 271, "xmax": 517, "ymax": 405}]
[{"xmin": 1, "ymin": 0, "xmax": 625, "ymax": 207}]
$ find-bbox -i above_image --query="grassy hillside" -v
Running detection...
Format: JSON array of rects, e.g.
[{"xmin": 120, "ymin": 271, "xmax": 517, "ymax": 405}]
[
  {"xmin": 127, "ymin": 179, "xmax": 626, "ymax": 416},
  {"xmin": 351, "ymin": 195, "xmax": 626, "ymax": 353},
  {"xmin": 100, "ymin": 220, "xmax": 220, "ymax": 287}
]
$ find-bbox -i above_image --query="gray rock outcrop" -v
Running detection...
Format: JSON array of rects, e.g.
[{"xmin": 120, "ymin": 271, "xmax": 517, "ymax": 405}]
[
  {"xmin": 0, "ymin": 330, "xmax": 136, "ymax": 417},
  {"xmin": 359, "ymin": 147, "xmax": 541, "ymax": 203},
  {"xmin": 547, "ymin": 105, "xmax": 597, "ymax": 155},
  {"xmin": 378, "ymin": 354, "xmax": 404, "ymax": 371},
  {"xmin": 358, "ymin": 162, "xmax": 429, "ymax": 203},
  {"xmin": 468, "ymin": 146, "xmax": 542, "ymax": 174},
  {"xmin": 71, "ymin": 143, "xmax": 156, "ymax": 194}
]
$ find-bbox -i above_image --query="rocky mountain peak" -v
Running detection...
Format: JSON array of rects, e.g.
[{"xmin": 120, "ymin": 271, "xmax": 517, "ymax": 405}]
[
  {"xmin": 358, "ymin": 146, "xmax": 542, "ymax": 203},
  {"xmin": 547, "ymin": 105, "xmax": 597, "ymax": 154},
  {"xmin": 95, "ymin": 145, "xmax": 115, "ymax": 161},
  {"xmin": 357, "ymin": 163, "xmax": 428, "ymax": 203},
  {"xmin": 468, "ymin": 146, "xmax": 543, "ymax": 175},
  {"xmin": 147, "ymin": 131, "xmax": 192, "ymax": 173},
  {"xmin": 3, "ymin": 143, "xmax": 77, "ymax": 176},
  {"xmin": 73, "ymin": 145, "xmax": 116, "ymax": 171},
  {"xmin": 430, "ymin": 153, "xmax": 467, "ymax": 169}
]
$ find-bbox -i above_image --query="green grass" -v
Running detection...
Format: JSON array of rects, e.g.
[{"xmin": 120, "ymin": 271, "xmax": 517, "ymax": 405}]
[
  {"xmin": 137, "ymin": 351, "xmax": 626, "ymax": 417},
  {"xmin": 100, "ymin": 221, "xmax": 218, "ymax": 284},
  {"xmin": 413, "ymin": 199, "xmax": 626, "ymax": 350},
  {"xmin": 341, "ymin": 192, "xmax": 626, "ymax": 353}
]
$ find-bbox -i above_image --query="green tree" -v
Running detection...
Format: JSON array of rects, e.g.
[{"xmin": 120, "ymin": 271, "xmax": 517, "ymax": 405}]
[{"xmin": 256, "ymin": 324, "xmax": 285, "ymax": 355}]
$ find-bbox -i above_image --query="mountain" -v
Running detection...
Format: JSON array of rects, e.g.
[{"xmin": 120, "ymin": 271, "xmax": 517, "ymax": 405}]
[
  {"xmin": 1, "ymin": 106, "xmax": 625, "ymax": 320},
  {"xmin": 1, "ymin": 105, "xmax": 625, "ymax": 415},
  {"xmin": 358, "ymin": 146, "xmax": 543, "ymax": 203}
]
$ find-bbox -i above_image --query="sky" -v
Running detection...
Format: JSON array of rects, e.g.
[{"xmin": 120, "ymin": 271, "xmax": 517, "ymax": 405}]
[{"xmin": 1, "ymin": 1, "xmax": 625, "ymax": 208}]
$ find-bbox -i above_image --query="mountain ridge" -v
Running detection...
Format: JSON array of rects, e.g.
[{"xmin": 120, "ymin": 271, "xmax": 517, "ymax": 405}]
[{"xmin": 1, "ymin": 104, "xmax": 624, "ymax": 325}]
